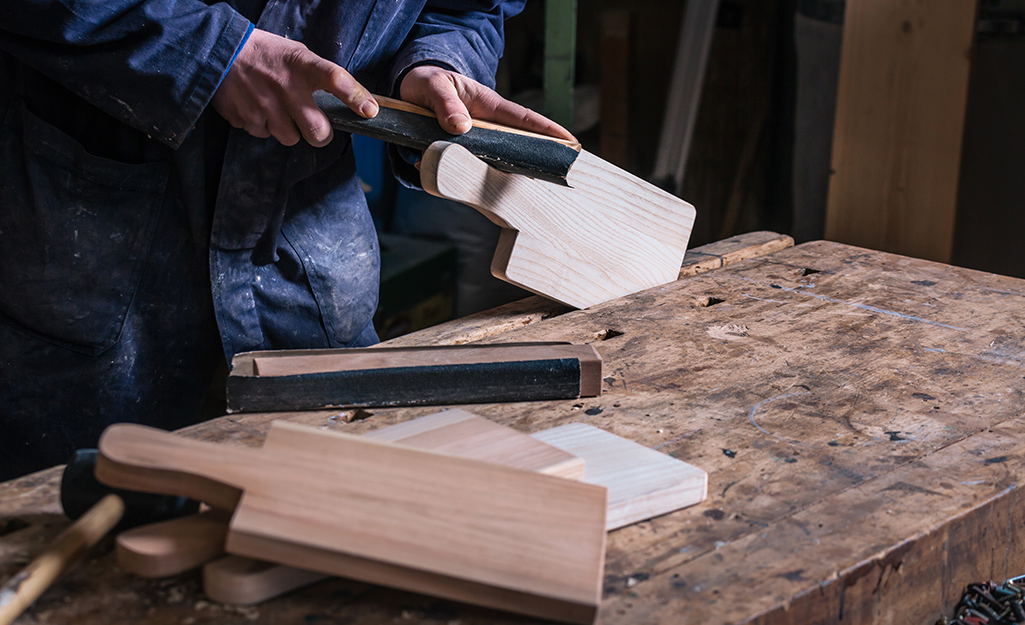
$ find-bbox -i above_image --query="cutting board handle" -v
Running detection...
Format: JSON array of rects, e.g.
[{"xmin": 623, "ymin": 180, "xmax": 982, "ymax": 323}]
[
  {"xmin": 420, "ymin": 141, "xmax": 527, "ymax": 230},
  {"xmin": 96, "ymin": 424, "xmax": 247, "ymax": 511}
]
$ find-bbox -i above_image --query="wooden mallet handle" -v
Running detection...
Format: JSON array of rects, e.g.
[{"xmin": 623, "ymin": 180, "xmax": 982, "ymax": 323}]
[{"xmin": 0, "ymin": 494, "xmax": 124, "ymax": 625}]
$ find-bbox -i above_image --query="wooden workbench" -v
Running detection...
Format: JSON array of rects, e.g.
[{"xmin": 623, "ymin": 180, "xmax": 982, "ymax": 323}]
[{"xmin": 3, "ymin": 232, "xmax": 1025, "ymax": 625}]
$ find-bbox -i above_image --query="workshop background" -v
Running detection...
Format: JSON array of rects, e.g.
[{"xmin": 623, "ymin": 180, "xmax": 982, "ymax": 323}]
[{"xmin": 363, "ymin": 0, "xmax": 1022, "ymax": 339}]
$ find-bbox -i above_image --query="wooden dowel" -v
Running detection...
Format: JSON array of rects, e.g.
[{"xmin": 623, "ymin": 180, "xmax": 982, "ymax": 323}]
[{"xmin": 0, "ymin": 495, "xmax": 124, "ymax": 625}]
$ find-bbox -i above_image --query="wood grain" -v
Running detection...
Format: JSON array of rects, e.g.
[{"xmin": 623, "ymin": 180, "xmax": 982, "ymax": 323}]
[
  {"xmin": 825, "ymin": 0, "xmax": 977, "ymax": 262},
  {"xmin": 420, "ymin": 142, "xmax": 696, "ymax": 309},
  {"xmin": 532, "ymin": 424, "xmax": 707, "ymax": 530},
  {"xmin": 359, "ymin": 408, "xmax": 584, "ymax": 478},
  {"xmin": 97, "ymin": 422, "xmax": 608, "ymax": 623}
]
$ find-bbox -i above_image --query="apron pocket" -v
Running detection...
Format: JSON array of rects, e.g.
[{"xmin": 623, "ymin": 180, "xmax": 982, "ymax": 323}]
[{"xmin": 0, "ymin": 101, "xmax": 169, "ymax": 355}]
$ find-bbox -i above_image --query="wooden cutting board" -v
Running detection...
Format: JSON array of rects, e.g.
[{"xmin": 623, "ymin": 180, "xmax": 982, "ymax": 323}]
[
  {"xmin": 115, "ymin": 410, "xmax": 584, "ymax": 578},
  {"xmin": 420, "ymin": 142, "xmax": 696, "ymax": 309},
  {"xmin": 97, "ymin": 421, "xmax": 607, "ymax": 624}
]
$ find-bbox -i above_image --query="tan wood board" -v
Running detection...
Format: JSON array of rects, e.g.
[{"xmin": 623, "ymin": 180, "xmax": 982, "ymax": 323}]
[
  {"xmin": 825, "ymin": 0, "xmax": 977, "ymax": 262},
  {"xmin": 420, "ymin": 142, "xmax": 696, "ymax": 309},
  {"xmin": 532, "ymin": 424, "xmax": 707, "ymax": 530},
  {"xmin": 11, "ymin": 238, "xmax": 1025, "ymax": 625},
  {"xmin": 96, "ymin": 421, "xmax": 608, "ymax": 623}
]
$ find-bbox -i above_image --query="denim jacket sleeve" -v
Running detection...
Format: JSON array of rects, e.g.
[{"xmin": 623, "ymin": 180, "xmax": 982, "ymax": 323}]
[
  {"xmin": 387, "ymin": 0, "xmax": 526, "ymax": 92},
  {"xmin": 0, "ymin": 1, "xmax": 252, "ymax": 148}
]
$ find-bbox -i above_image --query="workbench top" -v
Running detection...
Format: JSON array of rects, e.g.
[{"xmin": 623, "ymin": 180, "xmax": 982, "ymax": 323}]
[{"xmin": 3, "ymin": 232, "xmax": 1025, "ymax": 625}]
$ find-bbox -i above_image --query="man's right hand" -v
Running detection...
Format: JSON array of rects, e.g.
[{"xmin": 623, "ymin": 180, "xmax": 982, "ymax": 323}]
[{"xmin": 211, "ymin": 29, "xmax": 378, "ymax": 147}]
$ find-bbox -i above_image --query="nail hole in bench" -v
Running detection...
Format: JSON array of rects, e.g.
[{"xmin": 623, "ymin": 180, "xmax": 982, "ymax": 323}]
[
  {"xmin": 594, "ymin": 329, "xmax": 624, "ymax": 341},
  {"xmin": 697, "ymin": 296, "xmax": 725, "ymax": 307},
  {"xmin": 801, "ymin": 268, "xmax": 821, "ymax": 276}
]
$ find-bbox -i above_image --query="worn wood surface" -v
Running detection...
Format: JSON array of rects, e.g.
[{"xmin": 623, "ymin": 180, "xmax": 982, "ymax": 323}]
[
  {"xmin": 6, "ymin": 235, "xmax": 1025, "ymax": 625},
  {"xmin": 825, "ymin": 0, "xmax": 977, "ymax": 263}
]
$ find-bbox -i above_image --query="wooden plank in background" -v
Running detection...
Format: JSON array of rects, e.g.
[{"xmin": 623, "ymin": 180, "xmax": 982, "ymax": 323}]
[
  {"xmin": 825, "ymin": 0, "xmax": 978, "ymax": 263},
  {"xmin": 599, "ymin": 9, "xmax": 632, "ymax": 168}
]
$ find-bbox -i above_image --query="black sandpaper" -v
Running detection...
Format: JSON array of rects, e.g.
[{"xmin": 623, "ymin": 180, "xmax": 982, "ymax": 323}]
[
  {"xmin": 313, "ymin": 91, "xmax": 578, "ymax": 185},
  {"xmin": 226, "ymin": 358, "xmax": 584, "ymax": 413}
]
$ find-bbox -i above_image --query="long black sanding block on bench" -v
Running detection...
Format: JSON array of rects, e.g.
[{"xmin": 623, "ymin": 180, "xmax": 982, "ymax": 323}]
[
  {"xmin": 225, "ymin": 342, "xmax": 602, "ymax": 413},
  {"xmin": 313, "ymin": 92, "xmax": 581, "ymax": 186}
]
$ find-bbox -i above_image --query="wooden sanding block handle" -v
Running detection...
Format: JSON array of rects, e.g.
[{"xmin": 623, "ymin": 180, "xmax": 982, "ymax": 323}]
[
  {"xmin": 0, "ymin": 495, "xmax": 124, "ymax": 625},
  {"xmin": 313, "ymin": 91, "xmax": 581, "ymax": 185}
]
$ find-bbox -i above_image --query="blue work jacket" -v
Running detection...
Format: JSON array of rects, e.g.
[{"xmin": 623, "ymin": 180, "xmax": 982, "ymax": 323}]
[{"xmin": 0, "ymin": 0, "xmax": 523, "ymax": 479}]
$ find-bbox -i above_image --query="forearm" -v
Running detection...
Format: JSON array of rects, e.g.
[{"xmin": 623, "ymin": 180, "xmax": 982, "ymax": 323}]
[
  {"xmin": 0, "ymin": 0, "xmax": 252, "ymax": 147},
  {"xmin": 387, "ymin": 0, "xmax": 526, "ymax": 93}
]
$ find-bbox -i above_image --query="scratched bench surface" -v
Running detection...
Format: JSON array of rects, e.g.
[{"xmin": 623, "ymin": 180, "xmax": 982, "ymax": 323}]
[{"xmin": 3, "ymin": 238, "xmax": 1025, "ymax": 625}]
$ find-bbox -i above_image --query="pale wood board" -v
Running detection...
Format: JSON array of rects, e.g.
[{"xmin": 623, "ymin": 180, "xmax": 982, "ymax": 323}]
[
  {"xmin": 824, "ymin": 0, "xmax": 977, "ymax": 262},
  {"xmin": 532, "ymin": 424, "xmax": 707, "ymax": 530},
  {"xmin": 97, "ymin": 422, "xmax": 608, "ymax": 624},
  {"xmin": 420, "ymin": 142, "xmax": 696, "ymax": 309},
  {"xmin": 359, "ymin": 408, "xmax": 584, "ymax": 478}
]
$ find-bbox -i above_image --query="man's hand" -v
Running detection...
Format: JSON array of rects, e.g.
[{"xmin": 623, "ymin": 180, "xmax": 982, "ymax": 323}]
[
  {"xmin": 399, "ymin": 65, "xmax": 576, "ymax": 142},
  {"xmin": 212, "ymin": 29, "xmax": 379, "ymax": 147}
]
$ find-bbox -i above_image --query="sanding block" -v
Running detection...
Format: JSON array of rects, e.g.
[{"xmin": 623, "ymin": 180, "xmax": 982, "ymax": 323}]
[
  {"xmin": 225, "ymin": 342, "xmax": 602, "ymax": 414},
  {"xmin": 314, "ymin": 92, "xmax": 580, "ymax": 185}
]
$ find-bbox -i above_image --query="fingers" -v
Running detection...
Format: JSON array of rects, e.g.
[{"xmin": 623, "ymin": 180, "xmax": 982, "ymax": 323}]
[
  {"xmin": 316, "ymin": 61, "xmax": 379, "ymax": 119},
  {"xmin": 469, "ymin": 94, "xmax": 576, "ymax": 143},
  {"xmin": 399, "ymin": 65, "xmax": 577, "ymax": 141},
  {"xmin": 399, "ymin": 66, "xmax": 472, "ymax": 134},
  {"xmin": 211, "ymin": 28, "xmax": 376, "ymax": 148},
  {"xmin": 425, "ymin": 82, "xmax": 473, "ymax": 135}
]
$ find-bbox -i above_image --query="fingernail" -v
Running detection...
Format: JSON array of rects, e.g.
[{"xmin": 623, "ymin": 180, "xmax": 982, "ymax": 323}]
[
  {"xmin": 359, "ymin": 100, "xmax": 379, "ymax": 118},
  {"xmin": 447, "ymin": 114, "xmax": 471, "ymax": 133}
]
